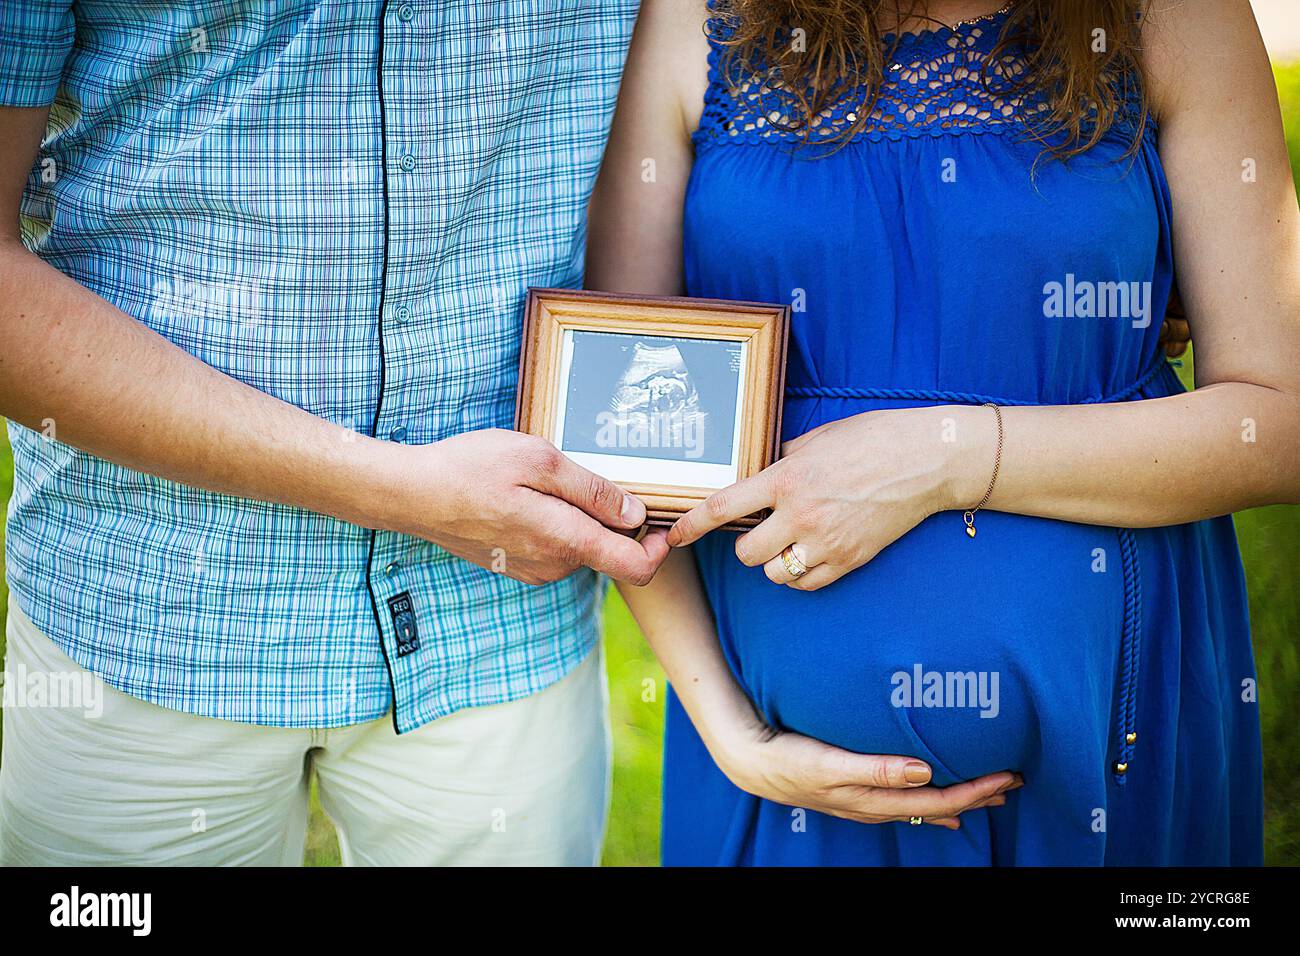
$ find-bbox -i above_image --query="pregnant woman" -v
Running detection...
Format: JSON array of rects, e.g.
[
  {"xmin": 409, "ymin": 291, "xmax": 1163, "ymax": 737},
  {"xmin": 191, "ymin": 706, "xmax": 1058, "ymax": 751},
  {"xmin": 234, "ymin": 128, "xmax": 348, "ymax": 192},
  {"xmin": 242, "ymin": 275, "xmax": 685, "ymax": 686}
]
[{"xmin": 586, "ymin": 0, "xmax": 1299, "ymax": 865}]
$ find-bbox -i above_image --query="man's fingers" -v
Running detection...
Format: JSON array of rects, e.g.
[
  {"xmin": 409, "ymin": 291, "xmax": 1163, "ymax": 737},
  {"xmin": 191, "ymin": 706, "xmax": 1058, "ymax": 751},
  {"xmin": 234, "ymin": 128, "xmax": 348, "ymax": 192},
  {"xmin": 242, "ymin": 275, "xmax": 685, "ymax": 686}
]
[
  {"xmin": 556, "ymin": 506, "xmax": 665, "ymax": 585},
  {"xmin": 1165, "ymin": 282, "xmax": 1186, "ymax": 318},
  {"xmin": 667, "ymin": 473, "xmax": 776, "ymax": 547},
  {"xmin": 1160, "ymin": 317, "xmax": 1191, "ymax": 351},
  {"xmin": 533, "ymin": 448, "xmax": 645, "ymax": 529},
  {"xmin": 638, "ymin": 527, "xmax": 672, "ymax": 570}
]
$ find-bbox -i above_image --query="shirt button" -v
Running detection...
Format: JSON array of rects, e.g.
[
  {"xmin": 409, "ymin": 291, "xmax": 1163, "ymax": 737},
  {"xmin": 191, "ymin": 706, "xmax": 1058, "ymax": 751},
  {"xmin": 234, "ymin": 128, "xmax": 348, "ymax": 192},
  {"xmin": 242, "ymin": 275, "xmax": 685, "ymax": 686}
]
[
  {"xmin": 397, "ymin": 3, "xmax": 414, "ymax": 21},
  {"xmin": 383, "ymin": 561, "xmax": 400, "ymax": 577},
  {"xmin": 399, "ymin": 153, "xmax": 416, "ymax": 171},
  {"xmin": 389, "ymin": 425, "xmax": 408, "ymax": 443},
  {"xmin": 394, "ymin": 305, "xmax": 411, "ymax": 324}
]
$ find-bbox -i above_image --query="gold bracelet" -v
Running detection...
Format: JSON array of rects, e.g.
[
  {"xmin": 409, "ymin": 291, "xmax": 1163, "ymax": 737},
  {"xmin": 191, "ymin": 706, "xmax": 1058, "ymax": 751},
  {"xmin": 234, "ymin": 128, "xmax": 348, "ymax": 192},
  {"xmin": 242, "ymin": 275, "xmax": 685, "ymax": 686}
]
[{"xmin": 963, "ymin": 403, "xmax": 1003, "ymax": 539}]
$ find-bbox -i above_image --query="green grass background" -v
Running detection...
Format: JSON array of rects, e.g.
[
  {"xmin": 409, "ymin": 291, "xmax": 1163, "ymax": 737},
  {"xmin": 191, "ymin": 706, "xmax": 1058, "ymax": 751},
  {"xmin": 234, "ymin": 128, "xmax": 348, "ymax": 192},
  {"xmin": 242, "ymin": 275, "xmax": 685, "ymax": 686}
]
[{"xmin": 2, "ymin": 65, "xmax": 1297, "ymax": 867}]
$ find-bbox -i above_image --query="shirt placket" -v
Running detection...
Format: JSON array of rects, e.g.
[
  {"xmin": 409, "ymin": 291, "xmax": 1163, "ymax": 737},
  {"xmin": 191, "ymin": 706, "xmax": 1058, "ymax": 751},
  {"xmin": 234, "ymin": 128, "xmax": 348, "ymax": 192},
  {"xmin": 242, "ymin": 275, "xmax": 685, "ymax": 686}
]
[{"xmin": 366, "ymin": 0, "xmax": 443, "ymax": 729}]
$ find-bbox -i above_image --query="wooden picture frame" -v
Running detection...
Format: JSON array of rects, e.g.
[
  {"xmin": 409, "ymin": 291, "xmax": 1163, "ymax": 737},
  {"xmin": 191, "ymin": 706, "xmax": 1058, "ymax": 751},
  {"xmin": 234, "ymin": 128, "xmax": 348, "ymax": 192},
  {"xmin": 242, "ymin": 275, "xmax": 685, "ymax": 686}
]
[{"xmin": 515, "ymin": 288, "xmax": 790, "ymax": 531}]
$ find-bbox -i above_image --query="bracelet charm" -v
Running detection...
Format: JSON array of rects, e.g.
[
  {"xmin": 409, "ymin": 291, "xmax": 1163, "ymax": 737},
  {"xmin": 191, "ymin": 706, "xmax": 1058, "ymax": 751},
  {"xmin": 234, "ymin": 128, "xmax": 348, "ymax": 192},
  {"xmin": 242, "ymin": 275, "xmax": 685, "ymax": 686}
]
[{"xmin": 964, "ymin": 403, "xmax": 1004, "ymax": 539}]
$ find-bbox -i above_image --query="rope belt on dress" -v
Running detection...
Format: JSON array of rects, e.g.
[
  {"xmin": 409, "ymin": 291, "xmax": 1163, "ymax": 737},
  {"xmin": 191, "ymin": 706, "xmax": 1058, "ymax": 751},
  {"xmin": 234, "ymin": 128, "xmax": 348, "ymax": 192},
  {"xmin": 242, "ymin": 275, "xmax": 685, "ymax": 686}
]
[
  {"xmin": 1114, "ymin": 527, "xmax": 1142, "ymax": 786},
  {"xmin": 784, "ymin": 353, "xmax": 1167, "ymax": 407},
  {"xmin": 786, "ymin": 354, "xmax": 1165, "ymax": 787}
]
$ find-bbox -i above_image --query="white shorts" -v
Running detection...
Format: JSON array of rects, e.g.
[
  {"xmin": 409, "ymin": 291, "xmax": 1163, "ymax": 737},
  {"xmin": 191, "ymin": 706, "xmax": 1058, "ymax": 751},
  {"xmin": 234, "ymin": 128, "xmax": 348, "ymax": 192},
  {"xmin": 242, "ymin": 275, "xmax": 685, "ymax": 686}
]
[{"xmin": 0, "ymin": 599, "xmax": 610, "ymax": 866}]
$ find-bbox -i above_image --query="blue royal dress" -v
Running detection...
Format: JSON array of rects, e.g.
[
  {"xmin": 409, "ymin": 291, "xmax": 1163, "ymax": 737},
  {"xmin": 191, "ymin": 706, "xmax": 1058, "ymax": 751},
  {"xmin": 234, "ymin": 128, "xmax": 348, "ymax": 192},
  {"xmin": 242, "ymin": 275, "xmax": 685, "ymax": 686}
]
[{"xmin": 663, "ymin": 7, "xmax": 1264, "ymax": 866}]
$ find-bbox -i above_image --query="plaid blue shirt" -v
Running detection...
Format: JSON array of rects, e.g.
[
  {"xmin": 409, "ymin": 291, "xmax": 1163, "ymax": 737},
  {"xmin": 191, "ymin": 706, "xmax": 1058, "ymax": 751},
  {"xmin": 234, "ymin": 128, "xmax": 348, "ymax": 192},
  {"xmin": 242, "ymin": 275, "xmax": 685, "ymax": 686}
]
[{"xmin": 0, "ymin": 0, "xmax": 637, "ymax": 732}]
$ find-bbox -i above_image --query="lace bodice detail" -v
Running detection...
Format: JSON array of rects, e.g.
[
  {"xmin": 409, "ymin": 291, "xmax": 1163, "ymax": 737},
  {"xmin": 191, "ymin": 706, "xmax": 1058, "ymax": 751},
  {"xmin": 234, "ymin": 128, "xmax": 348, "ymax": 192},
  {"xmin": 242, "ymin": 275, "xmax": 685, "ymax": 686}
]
[{"xmin": 695, "ymin": 8, "xmax": 1144, "ymax": 148}]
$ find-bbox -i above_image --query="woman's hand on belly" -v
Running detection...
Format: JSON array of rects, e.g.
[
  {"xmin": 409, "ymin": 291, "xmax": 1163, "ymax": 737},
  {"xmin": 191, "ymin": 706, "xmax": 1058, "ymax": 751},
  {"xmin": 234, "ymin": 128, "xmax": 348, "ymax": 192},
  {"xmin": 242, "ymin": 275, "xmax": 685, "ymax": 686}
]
[
  {"xmin": 714, "ymin": 719, "xmax": 1023, "ymax": 829},
  {"xmin": 669, "ymin": 406, "xmax": 978, "ymax": 590}
]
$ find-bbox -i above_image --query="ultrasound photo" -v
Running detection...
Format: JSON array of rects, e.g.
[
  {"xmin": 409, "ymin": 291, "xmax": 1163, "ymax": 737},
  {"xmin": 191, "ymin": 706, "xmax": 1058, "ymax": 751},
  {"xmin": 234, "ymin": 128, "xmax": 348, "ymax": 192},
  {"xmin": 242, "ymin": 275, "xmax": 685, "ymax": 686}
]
[{"xmin": 557, "ymin": 330, "xmax": 745, "ymax": 467}]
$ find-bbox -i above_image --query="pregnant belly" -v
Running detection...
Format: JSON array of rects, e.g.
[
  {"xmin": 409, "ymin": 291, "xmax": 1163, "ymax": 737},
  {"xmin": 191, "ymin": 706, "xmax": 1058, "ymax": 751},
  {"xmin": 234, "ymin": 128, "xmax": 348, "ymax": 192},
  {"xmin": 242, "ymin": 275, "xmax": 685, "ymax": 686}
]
[{"xmin": 695, "ymin": 511, "xmax": 1126, "ymax": 786}]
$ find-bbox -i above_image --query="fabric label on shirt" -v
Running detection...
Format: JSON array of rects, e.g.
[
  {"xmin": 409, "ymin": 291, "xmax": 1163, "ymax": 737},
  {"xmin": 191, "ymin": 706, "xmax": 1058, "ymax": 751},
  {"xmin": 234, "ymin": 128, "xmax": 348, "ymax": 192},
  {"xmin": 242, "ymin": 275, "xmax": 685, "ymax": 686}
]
[{"xmin": 388, "ymin": 592, "xmax": 420, "ymax": 657}]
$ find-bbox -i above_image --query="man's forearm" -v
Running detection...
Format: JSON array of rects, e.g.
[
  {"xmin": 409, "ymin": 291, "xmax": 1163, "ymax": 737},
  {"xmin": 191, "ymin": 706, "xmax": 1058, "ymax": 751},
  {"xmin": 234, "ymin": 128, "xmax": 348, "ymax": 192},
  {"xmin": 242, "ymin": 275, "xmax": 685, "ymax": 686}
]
[
  {"xmin": 0, "ymin": 241, "xmax": 668, "ymax": 585},
  {"xmin": 0, "ymin": 241, "xmax": 396, "ymax": 528}
]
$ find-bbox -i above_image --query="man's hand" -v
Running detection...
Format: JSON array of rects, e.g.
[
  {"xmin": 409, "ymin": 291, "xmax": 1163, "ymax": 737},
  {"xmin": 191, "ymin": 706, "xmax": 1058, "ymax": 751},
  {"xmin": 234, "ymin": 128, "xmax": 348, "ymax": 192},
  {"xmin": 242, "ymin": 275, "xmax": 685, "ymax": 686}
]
[
  {"xmin": 387, "ymin": 428, "xmax": 668, "ymax": 586},
  {"xmin": 1161, "ymin": 283, "xmax": 1191, "ymax": 358}
]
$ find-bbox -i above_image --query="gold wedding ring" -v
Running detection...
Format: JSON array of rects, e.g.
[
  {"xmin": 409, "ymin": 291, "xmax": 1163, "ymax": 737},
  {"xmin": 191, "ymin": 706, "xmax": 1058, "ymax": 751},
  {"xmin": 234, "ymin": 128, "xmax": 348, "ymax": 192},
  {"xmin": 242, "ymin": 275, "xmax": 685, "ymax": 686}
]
[
  {"xmin": 781, "ymin": 544, "xmax": 809, "ymax": 579},
  {"xmin": 909, "ymin": 816, "xmax": 924, "ymax": 826}
]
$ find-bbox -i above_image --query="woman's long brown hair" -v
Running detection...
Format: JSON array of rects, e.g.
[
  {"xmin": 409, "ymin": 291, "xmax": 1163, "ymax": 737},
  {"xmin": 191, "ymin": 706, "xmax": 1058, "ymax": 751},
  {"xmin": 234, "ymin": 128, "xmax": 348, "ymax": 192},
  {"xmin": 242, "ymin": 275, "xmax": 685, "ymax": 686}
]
[{"xmin": 710, "ymin": 0, "xmax": 1147, "ymax": 161}]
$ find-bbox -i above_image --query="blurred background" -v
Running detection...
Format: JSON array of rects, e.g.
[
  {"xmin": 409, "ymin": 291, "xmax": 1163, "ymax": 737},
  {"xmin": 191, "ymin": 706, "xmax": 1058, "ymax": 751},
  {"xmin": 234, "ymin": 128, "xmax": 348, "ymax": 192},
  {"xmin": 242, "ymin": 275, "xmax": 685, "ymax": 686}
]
[{"xmin": 1, "ymin": 1, "xmax": 1297, "ymax": 866}]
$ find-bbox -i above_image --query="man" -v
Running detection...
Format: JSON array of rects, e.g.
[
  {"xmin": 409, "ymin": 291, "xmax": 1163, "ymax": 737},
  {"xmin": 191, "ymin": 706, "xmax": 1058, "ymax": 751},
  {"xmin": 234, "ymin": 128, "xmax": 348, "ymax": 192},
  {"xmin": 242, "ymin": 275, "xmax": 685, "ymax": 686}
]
[
  {"xmin": 0, "ymin": 0, "xmax": 660, "ymax": 866},
  {"xmin": 0, "ymin": 1, "xmax": 1188, "ymax": 867}
]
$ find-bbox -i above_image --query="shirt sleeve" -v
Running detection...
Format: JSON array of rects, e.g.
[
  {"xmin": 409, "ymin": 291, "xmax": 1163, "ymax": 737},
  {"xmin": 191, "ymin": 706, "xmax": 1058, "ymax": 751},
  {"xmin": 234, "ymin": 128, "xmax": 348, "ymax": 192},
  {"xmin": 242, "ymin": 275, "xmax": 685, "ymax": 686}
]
[{"xmin": 0, "ymin": 1, "xmax": 77, "ymax": 107}]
